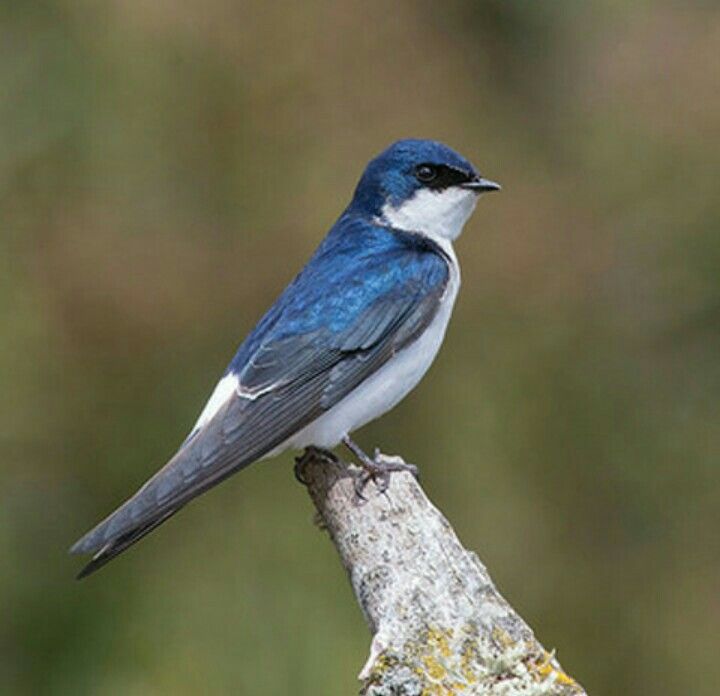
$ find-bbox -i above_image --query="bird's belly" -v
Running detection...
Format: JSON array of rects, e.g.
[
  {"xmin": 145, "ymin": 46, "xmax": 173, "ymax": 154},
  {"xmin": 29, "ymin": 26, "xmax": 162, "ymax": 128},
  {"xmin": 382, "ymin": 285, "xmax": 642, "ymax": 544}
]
[{"xmin": 275, "ymin": 272, "xmax": 459, "ymax": 452}]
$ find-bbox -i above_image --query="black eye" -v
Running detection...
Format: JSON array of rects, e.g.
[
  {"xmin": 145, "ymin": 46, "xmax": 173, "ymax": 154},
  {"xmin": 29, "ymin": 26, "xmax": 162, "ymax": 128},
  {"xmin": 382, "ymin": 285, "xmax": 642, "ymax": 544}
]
[{"xmin": 415, "ymin": 164, "xmax": 438, "ymax": 183}]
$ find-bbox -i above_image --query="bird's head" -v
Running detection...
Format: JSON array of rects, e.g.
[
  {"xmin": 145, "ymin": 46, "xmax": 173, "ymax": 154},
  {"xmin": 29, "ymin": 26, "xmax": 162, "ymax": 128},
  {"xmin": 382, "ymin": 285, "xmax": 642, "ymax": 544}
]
[{"xmin": 349, "ymin": 139, "xmax": 500, "ymax": 242}]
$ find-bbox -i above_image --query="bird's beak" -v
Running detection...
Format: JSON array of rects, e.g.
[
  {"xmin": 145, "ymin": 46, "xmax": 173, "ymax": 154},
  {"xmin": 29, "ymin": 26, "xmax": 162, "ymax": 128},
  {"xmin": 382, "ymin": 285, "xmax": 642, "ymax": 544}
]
[{"xmin": 461, "ymin": 176, "xmax": 501, "ymax": 193}]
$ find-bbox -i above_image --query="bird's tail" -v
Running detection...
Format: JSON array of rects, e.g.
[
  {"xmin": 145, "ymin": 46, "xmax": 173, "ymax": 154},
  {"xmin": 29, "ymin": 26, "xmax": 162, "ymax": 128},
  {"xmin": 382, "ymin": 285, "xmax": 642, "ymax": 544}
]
[
  {"xmin": 70, "ymin": 434, "xmax": 257, "ymax": 578},
  {"xmin": 70, "ymin": 386, "xmax": 278, "ymax": 578},
  {"xmin": 71, "ymin": 509, "xmax": 179, "ymax": 579}
]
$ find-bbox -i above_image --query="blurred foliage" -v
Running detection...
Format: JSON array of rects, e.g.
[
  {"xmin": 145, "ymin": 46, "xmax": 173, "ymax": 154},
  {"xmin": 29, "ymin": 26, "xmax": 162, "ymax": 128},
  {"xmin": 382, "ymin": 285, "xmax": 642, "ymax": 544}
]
[{"xmin": 2, "ymin": 1, "xmax": 719, "ymax": 694}]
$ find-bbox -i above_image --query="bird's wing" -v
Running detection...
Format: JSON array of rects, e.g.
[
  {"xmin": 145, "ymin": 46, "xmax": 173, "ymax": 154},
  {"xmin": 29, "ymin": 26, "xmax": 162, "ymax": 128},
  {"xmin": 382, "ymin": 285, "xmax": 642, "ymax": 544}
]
[{"xmin": 71, "ymin": 235, "xmax": 449, "ymax": 577}]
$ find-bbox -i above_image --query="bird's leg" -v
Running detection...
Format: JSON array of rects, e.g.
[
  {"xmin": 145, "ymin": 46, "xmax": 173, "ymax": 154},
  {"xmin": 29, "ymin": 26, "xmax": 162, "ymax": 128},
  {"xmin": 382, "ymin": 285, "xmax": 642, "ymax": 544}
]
[
  {"xmin": 341, "ymin": 435, "xmax": 419, "ymax": 498},
  {"xmin": 294, "ymin": 446, "xmax": 339, "ymax": 485}
]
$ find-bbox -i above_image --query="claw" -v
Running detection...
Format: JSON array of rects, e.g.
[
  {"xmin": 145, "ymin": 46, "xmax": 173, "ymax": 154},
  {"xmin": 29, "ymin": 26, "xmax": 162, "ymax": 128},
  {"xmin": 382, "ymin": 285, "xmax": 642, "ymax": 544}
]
[
  {"xmin": 375, "ymin": 452, "xmax": 418, "ymax": 479},
  {"xmin": 342, "ymin": 435, "xmax": 419, "ymax": 499},
  {"xmin": 294, "ymin": 453, "xmax": 310, "ymax": 485},
  {"xmin": 294, "ymin": 446, "xmax": 338, "ymax": 485},
  {"xmin": 353, "ymin": 471, "xmax": 371, "ymax": 501}
]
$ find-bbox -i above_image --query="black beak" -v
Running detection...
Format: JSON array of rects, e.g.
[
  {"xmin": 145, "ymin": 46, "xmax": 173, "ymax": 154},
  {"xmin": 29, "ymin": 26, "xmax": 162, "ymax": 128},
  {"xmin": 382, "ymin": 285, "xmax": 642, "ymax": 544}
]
[{"xmin": 461, "ymin": 176, "xmax": 501, "ymax": 193}]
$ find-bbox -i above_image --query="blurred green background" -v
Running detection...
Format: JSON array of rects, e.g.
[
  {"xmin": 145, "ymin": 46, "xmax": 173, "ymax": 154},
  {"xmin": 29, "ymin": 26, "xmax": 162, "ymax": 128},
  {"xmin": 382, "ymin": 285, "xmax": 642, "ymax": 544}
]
[{"xmin": 2, "ymin": 1, "xmax": 719, "ymax": 694}]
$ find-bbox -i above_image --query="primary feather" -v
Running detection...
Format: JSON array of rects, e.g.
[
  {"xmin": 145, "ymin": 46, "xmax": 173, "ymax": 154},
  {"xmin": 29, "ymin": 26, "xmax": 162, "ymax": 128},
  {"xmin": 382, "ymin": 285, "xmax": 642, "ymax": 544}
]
[
  {"xmin": 70, "ymin": 137, "xmax": 497, "ymax": 578},
  {"xmin": 70, "ymin": 217, "xmax": 450, "ymax": 576}
]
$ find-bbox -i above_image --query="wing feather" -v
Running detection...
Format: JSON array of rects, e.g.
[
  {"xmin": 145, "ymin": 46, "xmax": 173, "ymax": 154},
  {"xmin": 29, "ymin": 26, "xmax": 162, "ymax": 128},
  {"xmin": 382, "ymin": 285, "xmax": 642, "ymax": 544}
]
[{"xmin": 71, "ymin": 231, "xmax": 449, "ymax": 576}]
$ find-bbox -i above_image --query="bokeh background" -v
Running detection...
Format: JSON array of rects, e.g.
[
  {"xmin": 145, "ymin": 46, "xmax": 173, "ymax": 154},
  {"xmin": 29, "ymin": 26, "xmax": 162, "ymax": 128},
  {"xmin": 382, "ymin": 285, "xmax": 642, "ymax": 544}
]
[{"xmin": 2, "ymin": 1, "xmax": 719, "ymax": 694}]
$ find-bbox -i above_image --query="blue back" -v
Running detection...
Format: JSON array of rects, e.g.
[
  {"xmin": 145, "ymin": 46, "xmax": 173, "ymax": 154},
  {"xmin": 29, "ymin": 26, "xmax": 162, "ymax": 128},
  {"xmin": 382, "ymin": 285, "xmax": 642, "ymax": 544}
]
[
  {"xmin": 228, "ymin": 212, "xmax": 448, "ymax": 375},
  {"xmin": 69, "ymin": 139, "xmax": 470, "ymax": 576},
  {"xmin": 226, "ymin": 139, "xmax": 472, "ymax": 376}
]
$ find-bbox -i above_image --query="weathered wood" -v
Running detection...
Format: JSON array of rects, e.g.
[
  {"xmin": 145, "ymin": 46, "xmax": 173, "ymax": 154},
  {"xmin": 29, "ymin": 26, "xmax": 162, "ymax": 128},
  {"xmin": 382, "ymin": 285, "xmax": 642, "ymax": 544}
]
[{"xmin": 297, "ymin": 450, "xmax": 588, "ymax": 696}]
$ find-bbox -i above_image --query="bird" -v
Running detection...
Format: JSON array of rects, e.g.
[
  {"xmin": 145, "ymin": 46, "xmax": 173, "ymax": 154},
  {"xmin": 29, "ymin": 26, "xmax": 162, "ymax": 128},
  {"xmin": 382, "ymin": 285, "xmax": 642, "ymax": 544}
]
[{"xmin": 70, "ymin": 138, "xmax": 500, "ymax": 578}]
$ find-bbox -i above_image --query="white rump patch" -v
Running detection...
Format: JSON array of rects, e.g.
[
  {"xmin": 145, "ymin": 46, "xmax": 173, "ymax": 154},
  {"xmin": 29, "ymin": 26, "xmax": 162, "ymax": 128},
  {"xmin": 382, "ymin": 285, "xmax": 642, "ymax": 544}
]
[
  {"xmin": 190, "ymin": 372, "xmax": 239, "ymax": 434},
  {"xmin": 189, "ymin": 185, "xmax": 479, "ymax": 454}
]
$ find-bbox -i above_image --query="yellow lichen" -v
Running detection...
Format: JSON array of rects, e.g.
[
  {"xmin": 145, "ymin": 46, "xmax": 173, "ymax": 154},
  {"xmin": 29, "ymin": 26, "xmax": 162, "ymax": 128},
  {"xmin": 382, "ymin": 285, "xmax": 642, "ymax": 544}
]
[
  {"xmin": 366, "ymin": 625, "xmax": 580, "ymax": 695},
  {"xmin": 421, "ymin": 684, "xmax": 460, "ymax": 696},
  {"xmin": 460, "ymin": 642, "xmax": 479, "ymax": 683},
  {"xmin": 530, "ymin": 650, "xmax": 578, "ymax": 687},
  {"xmin": 411, "ymin": 626, "xmax": 478, "ymax": 694},
  {"xmin": 425, "ymin": 627, "xmax": 454, "ymax": 658},
  {"xmin": 422, "ymin": 654, "xmax": 448, "ymax": 681},
  {"xmin": 491, "ymin": 626, "xmax": 516, "ymax": 650}
]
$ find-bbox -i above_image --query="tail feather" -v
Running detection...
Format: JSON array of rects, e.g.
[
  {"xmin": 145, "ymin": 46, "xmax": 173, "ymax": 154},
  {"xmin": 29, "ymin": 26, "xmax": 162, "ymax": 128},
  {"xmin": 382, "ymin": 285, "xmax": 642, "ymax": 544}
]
[
  {"xmin": 70, "ymin": 375, "xmax": 286, "ymax": 578},
  {"xmin": 69, "ymin": 429, "xmax": 256, "ymax": 578},
  {"xmin": 73, "ymin": 509, "xmax": 179, "ymax": 579}
]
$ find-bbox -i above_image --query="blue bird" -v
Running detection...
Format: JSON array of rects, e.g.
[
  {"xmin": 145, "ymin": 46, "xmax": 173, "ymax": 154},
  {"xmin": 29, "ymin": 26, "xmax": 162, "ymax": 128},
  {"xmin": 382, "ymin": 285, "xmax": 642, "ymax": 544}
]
[{"xmin": 70, "ymin": 139, "xmax": 500, "ymax": 578}]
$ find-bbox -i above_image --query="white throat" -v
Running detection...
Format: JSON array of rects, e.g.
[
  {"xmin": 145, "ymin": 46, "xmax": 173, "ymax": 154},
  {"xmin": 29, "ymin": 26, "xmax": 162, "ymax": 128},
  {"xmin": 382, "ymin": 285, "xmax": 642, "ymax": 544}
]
[{"xmin": 380, "ymin": 187, "xmax": 478, "ymax": 244}]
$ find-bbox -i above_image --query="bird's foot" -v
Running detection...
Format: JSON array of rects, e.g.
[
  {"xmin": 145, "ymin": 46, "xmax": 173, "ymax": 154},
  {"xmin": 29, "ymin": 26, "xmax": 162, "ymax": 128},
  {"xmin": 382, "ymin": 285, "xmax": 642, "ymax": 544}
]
[
  {"xmin": 294, "ymin": 446, "xmax": 339, "ymax": 485},
  {"xmin": 342, "ymin": 435, "xmax": 418, "ymax": 499}
]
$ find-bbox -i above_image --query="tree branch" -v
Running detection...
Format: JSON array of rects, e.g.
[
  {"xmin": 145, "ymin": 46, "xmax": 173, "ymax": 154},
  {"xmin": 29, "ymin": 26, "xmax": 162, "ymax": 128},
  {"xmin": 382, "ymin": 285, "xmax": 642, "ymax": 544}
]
[{"xmin": 297, "ymin": 450, "xmax": 588, "ymax": 696}]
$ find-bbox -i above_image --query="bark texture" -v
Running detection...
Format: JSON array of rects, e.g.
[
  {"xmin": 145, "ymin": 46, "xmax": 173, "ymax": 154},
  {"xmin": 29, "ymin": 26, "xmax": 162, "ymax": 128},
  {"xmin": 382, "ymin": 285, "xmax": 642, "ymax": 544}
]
[{"xmin": 297, "ymin": 451, "xmax": 588, "ymax": 696}]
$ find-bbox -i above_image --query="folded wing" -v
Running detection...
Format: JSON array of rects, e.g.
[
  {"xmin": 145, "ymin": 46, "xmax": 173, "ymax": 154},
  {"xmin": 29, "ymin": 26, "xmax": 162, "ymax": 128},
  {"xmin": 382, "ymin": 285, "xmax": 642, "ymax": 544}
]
[{"xmin": 71, "ymin": 230, "xmax": 449, "ymax": 577}]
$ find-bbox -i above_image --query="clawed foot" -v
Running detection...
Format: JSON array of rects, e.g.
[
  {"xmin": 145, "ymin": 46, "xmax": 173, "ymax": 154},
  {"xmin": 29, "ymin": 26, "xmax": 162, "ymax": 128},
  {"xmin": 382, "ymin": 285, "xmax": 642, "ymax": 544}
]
[
  {"xmin": 295, "ymin": 439, "xmax": 419, "ymax": 500},
  {"xmin": 342, "ymin": 435, "xmax": 419, "ymax": 499},
  {"xmin": 294, "ymin": 446, "xmax": 338, "ymax": 485},
  {"xmin": 352, "ymin": 450, "xmax": 419, "ymax": 499}
]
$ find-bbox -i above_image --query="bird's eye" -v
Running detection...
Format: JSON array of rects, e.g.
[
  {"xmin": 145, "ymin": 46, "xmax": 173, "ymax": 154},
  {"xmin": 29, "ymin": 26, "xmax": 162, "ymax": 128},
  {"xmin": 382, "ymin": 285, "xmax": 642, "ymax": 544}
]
[{"xmin": 415, "ymin": 164, "xmax": 438, "ymax": 183}]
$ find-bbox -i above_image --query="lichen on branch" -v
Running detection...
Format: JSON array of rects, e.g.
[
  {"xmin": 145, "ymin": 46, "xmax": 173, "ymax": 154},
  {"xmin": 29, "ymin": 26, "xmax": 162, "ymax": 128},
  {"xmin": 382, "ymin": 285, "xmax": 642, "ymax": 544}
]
[{"xmin": 297, "ymin": 451, "xmax": 587, "ymax": 696}]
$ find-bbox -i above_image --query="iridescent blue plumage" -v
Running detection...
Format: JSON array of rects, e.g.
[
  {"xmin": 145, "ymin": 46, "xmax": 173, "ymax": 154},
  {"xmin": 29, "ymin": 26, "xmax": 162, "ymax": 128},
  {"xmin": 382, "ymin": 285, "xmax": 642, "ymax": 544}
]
[
  {"xmin": 70, "ymin": 138, "xmax": 497, "ymax": 578},
  {"xmin": 228, "ymin": 212, "xmax": 448, "ymax": 375},
  {"xmin": 349, "ymin": 138, "xmax": 478, "ymax": 213}
]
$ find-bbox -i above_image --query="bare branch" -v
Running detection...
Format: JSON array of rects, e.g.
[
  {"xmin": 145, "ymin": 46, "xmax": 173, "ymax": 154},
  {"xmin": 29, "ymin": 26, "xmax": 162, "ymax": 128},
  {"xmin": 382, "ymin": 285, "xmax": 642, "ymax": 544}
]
[{"xmin": 297, "ymin": 450, "xmax": 588, "ymax": 696}]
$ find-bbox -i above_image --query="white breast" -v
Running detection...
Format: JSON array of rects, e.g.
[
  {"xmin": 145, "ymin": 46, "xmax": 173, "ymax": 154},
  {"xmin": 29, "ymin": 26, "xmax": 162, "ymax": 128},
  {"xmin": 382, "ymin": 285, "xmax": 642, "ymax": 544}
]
[
  {"xmin": 278, "ymin": 187, "xmax": 477, "ymax": 450},
  {"xmin": 277, "ymin": 245, "xmax": 460, "ymax": 451},
  {"xmin": 194, "ymin": 185, "xmax": 477, "ymax": 456}
]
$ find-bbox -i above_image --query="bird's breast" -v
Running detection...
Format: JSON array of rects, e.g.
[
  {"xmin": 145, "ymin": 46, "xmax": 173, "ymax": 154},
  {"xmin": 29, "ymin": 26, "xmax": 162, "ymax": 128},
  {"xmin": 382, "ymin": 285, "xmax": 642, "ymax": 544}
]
[{"xmin": 281, "ymin": 250, "xmax": 460, "ymax": 451}]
